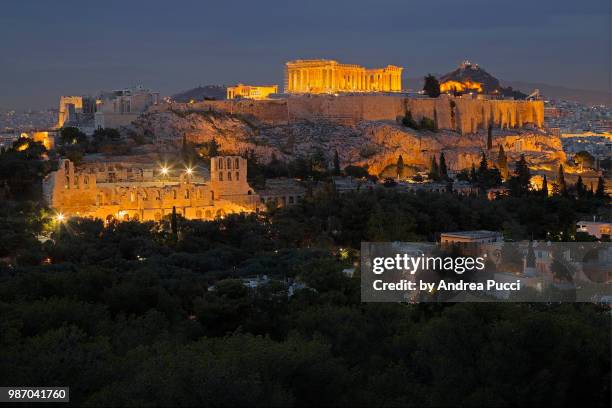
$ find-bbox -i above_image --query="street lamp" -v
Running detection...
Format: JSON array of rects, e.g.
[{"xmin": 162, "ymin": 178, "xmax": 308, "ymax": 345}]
[
  {"xmin": 55, "ymin": 213, "xmax": 65, "ymax": 223},
  {"xmin": 160, "ymin": 166, "xmax": 169, "ymax": 176},
  {"xmin": 185, "ymin": 167, "xmax": 193, "ymax": 175}
]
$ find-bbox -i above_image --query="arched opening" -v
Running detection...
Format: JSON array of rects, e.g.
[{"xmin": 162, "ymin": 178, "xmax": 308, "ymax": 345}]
[
  {"xmin": 216, "ymin": 209, "xmax": 226, "ymax": 218},
  {"xmin": 227, "ymin": 158, "xmax": 232, "ymax": 169},
  {"xmin": 205, "ymin": 210, "xmax": 212, "ymax": 218},
  {"xmin": 219, "ymin": 172, "xmax": 223, "ymax": 181},
  {"xmin": 235, "ymin": 171, "xmax": 239, "ymax": 181},
  {"xmin": 154, "ymin": 212, "xmax": 162, "ymax": 222},
  {"xmin": 132, "ymin": 213, "xmax": 140, "ymax": 221},
  {"xmin": 210, "ymin": 191, "xmax": 215, "ymax": 201},
  {"xmin": 234, "ymin": 158, "xmax": 240, "ymax": 169},
  {"xmin": 227, "ymin": 172, "xmax": 232, "ymax": 181},
  {"xmin": 218, "ymin": 158, "xmax": 224, "ymax": 169}
]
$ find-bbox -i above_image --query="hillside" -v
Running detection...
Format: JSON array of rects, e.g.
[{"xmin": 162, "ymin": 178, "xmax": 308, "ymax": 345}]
[{"xmin": 130, "ymin": 109, "xmax": 565, "ymax": 175}]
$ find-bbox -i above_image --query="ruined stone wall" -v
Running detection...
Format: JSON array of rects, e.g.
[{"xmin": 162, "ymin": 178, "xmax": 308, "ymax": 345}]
[{"xmin": 151, "ymin": 95, "xmax": 543, "ymax": 134}]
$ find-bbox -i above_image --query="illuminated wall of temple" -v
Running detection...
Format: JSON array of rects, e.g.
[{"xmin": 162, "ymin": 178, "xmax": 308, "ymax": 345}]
[
  {"xmin": 284, "ymin": 59, "xmax": 403, "ymax": 94},
  {"xmin": 227, "ymin": 84, "xmax": 279, "ymax": 100}
]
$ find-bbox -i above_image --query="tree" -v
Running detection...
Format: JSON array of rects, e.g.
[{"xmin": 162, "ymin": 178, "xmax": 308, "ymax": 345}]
[
  {"xmin": 171, "ymin": 206, "xmax": 178, "ymax": 239},
  {"xmin": 423, "ymin": 74, "xmax": 441, "ymax": 98},
  {"xmin": 396, "ymin": 155, "xmax": 404, "ymax": 179},
  {"xmin": 497, "ymin": 145, "xmax": 508, "ymax": 180},
  {"xmin": 573, "ymin": 151, "xmax": 595, "ymax": 169},
  {"xmin": 470, "ymin": 163, "xmax": 477, "ymax": 184},
  {"xmin": 575, "ymin": 176, "xmax": 585, "ymax": 198},
  {"xmin": 509, "ymin": 154, "xmax": 531, "ymax": 196},
  {"xmin": 487, "ymin": 124, "xmax": 493, "ymax": 150},
  {"xmin": 402, "ymin": 111, "xmax": 419, "ymax": 129},
  {"xmin": 541, "ymin": 175, "xmax": 548, "ymax": 197},
  {"xmin": 344, "ymin": 165, "xmax": 369, "ymax": 179},
  {"xmin": 333, "ymin": 150, "xmax": 341, "ymax": 176},
  {"xmin": 429, "ymin": 156, "xmax": 439, "ymax": 181},
  {"xmin": 439, "ymin": 152, "xmax": 448, "ymax": 181},
  {"xmin": 595, "ymin": 176, "xmax": 606, "ymax": 198},
  {"xmin": 557, "ymin": 164, "xmax": 567, "ymax": 196},
  {"xmin": 59, "ymin": 127, "xmax": 87, "ymax": 146}
]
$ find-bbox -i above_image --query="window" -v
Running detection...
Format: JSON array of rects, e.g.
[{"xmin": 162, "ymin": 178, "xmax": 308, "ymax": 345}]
[
  {"xmin": 211, "ymin": 191, "xmax": 214, "ymax": 201},
  {"xmin": 184, "ymin": 190, "xmax": 190, "ymax": 199},
  {"xmin": 172, "ymin": 190, "xmax": 177, "ymax": 199},
  {"xmin": 227, "ymin": 172, "xmax": 232, "ymax": 181},
  {"xmin": 227, "ymin": 158, "xmax": 232, "ymax": 169},
  {"xmin": 130, "ymin": 192, "xmax": 136, "ymax": 202},
  {"xmin": 235, "ymin": 158, "xmax": 240, "ymax": 169},
  {"xmin": 219, "ymin": 172, "xmax": 223, "ymax": 181},
  {"xmin": 218, "ymin": 158, "xmax": 224, "ymax": 169},
  {"xmin": 196, "ymin": 210, "xmax": 202, "ymax": 218},
  {"xmin": 235, "ymin": 172, "xmax": 239, "ymax": 181}
]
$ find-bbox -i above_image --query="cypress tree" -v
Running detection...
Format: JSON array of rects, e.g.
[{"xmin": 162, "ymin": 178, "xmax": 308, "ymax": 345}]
[
  {"xmin": 497, "ymin": 145, "xmax": 508, "ymax": 179},
  {"xmin": 557, "ymin": 164, "xmax": 567, "ymax": 195},
  {"xmin": 429, "ymin": 155, "xmax": 439, "ymax": 181},
  {"xmin": 439, "ymin": 152, "xmax": 448, "ymax": 180},
  {"xmin": 171, "ymin": 206, "xmax": 178, "ymax": 239},
  {"xmin": 541, "ymin": 175, "xmax": 548, "ymax": 196},
  {"xmin": 396, "ymin": 155, "xmax": 404, "ymax": 179},
  {"xmin": 575, "ymin": 175, "xmax": 585, "ymax": 198},
  {"xmin": 333, "ymin": 150, "xmax": 341, "ymax": 175}
]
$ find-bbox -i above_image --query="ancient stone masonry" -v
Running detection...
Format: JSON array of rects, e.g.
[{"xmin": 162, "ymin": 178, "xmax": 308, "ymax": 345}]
[
  {"xmin": 150, "ymin": 95, "xmax": 544, "ymax": 135},
  {"xmin": 43, "ymin": 156, "xmax": 260, "ymax": 222}
]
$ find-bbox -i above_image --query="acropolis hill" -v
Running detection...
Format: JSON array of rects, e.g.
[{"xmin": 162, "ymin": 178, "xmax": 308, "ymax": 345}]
[{"xmin": 136, "ymin": 94, "xmax": 556, "ymax": 176}]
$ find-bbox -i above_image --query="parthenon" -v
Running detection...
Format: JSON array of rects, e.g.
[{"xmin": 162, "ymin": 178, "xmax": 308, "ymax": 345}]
[{"xmin": 285, "ymin": 59, "xmax": 403, "ymax": 94}]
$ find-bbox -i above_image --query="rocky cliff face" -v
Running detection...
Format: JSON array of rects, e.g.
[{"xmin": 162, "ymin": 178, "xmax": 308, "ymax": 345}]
[{"xmin": 130, "ymin": 110, "xmax": 565, "ymax": 175}]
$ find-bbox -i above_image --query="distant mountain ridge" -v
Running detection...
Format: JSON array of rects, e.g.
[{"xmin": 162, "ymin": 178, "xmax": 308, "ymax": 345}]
[{"xmin": 172, "ymin": 85, "xmax": 227, "ymax": 102}]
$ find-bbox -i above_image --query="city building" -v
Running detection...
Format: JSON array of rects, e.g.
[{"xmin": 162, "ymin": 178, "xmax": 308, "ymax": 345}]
[
  {"xmin": 43, "ymin": 155, "xmax": 258, "ymax": 222},
  {"xmin": 440, "ymin": 230, "xmax": 503, "ymax": 244},
  {"xmin": 576, "ymin": 221, "xmax": 611, "ymax": 239},
  {"xmin": 94, "ymin": 85, "xmax": 159, "ymax": 129},
  {"xmin": 227, "ymin": 84, "xmax": 279, "ymax": 100},
  {"xmin": 284, "ymin": 59, "xmax": 403, "ymax": 94}
]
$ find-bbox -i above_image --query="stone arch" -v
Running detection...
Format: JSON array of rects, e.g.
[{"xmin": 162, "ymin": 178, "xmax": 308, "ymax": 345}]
[
  {"xmin": 216, "ymin": 209, "xmax": 226, "ymax": 218},
  {"xmin": 205, "ymin": 210, "xmax": 212, "ymax": 218}
]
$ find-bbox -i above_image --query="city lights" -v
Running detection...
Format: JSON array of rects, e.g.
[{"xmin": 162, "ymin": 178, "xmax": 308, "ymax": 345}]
[
  {"xmin": 160, "ymin": 166, "xmax": 169, "ymax": 176},
  {"xmin": 55, "ymin": 213, "xmax": 65, "ymax": 223},
  {"xmin": 185, "ymin": 167, "xmax": 193, "ymax": 175}
]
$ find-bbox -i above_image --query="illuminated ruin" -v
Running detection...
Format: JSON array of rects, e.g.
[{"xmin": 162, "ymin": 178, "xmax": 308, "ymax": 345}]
[{"xmin": 284, "ymin": 59, "xmax": 403, "ymax": 94}]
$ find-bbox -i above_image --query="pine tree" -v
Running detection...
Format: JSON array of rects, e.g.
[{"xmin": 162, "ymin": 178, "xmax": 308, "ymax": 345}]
[
  {"xmin": 439, "ymin": 152, "xmax": 448, "ymax": 181},
  {"xmin": 557, "ymin": 164, "xmax": 567, "ymax": 196},
  {"xmin": 497, "ymin": 145, "xmax": 508, "ymax": 179},
  {"xmin": 511, "ymin": 154, "xmax": 531, "ymax": 196},
  {"xmin": 396, "ymin": 155, "xmax": 404, "ymax": 179},
  {"xmin": 596, "ymin": 176, "xmax": 606, "ymax": 198},
  {"xmin": 423, "ymin": 74, "xmax": 441, "ymax": 98},
  {"xmin": 487, "ymin": 124, "xmax": 493, "ymax": 150},
  {"xmin": 333, "ymin": 150, "xmax": 341, "ymax": 175},
  {"xmin": 541, "ymin": 175, "xmax": 548, "ymax": 196}
]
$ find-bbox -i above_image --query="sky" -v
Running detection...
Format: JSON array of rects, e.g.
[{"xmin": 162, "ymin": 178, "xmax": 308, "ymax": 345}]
[{"xmin": 1, "ymin": 0, "xmax": 610, "ymax": 109}]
